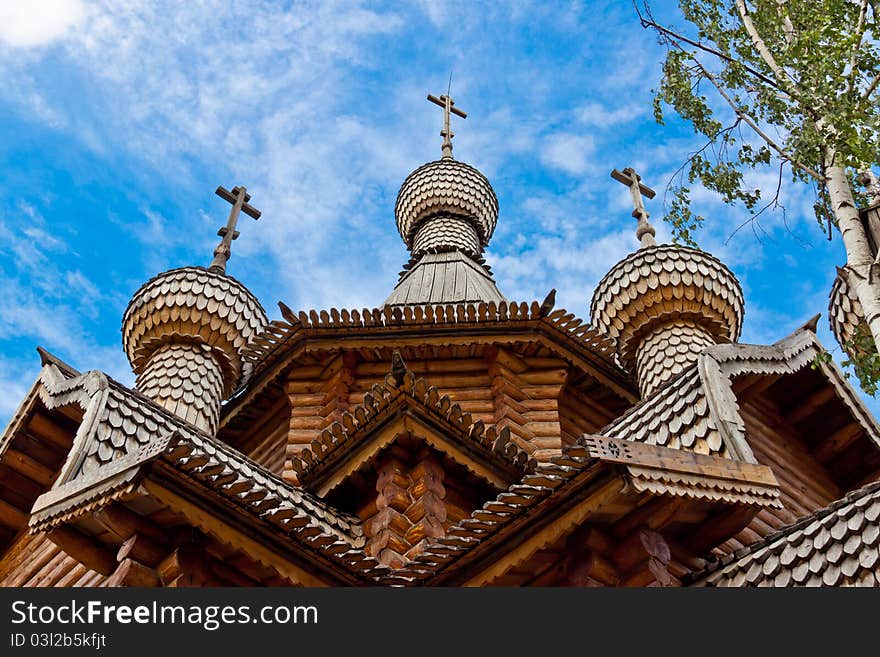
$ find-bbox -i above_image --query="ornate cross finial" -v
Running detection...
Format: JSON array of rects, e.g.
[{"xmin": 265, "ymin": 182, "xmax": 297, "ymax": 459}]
[
  {"xmin": 209, "ymin": 185, "xmax": 261, "ymax": 273},
  {"xmin": 611, "ymin": 167, "xmax": 657, "ymax": 248},
  {"xmin": 427, "ymin": 92, "xmax": 467, "ymax": 159}
]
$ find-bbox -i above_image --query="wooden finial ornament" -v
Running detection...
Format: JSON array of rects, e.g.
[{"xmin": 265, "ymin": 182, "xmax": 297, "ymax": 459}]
[
  {"xmin": 611, "ymin": 167, "xmax": 657, "ymax": 248},
  {"xmin": 391, "ymin": 350, "xmax": 408, "ymax": 387},
  {"xmin": 209, "ymin": 185, "xmax": 261, "ymax": 273},
  {"xmin": 539, "ymin": 288, "xmax": 557, "ymax": 317},
  {"xmin": 427, "ymin": 92, "xmax": 467, "ymax": 159}
]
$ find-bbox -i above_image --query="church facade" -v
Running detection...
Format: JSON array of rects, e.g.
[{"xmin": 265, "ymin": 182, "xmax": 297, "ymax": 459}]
[{"xmin": 1, "ymin": 94, "xmax": 879, "ymax": 587}]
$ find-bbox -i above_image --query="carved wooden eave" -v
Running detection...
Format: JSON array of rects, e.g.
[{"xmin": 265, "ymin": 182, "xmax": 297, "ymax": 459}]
[
  {"xmin": 0, "ymin": 355, "xmax": 82, "ymax": 553},
  {"xmin": 219, "ymin": 301, "xmax": 639, "ymax": 438},
  {"xmin": 599, "ymin": 322, "xmax": 880, "ymax": 481},
  {"xmin": 371, "ymin": 434, "xmax": 781, "ymax": 586},
  {"xmin": 709, "ymin": 323, "xmax": 880, "ymax": 487},
  {"xmin": 7, "ymin": 359, "xmax": 377, "ymax": 586},
  {"xmin": 290, "ymin": 367, "xmax": 534, "ymax": 495},
  {"xmin": 692, "ymin": 479, "xmax": 880, "ymax": 587}
]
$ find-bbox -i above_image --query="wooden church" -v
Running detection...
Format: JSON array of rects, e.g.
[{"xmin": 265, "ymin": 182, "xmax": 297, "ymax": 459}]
[{"xmin": 2, "ymin": 93, "xmax": 880, "ymax": 587}]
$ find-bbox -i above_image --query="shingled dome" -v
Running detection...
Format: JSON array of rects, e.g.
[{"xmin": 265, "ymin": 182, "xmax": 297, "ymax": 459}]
[
  {"xmin": 395, "ymin": 158, "xmax": 498, "ymax": 249},
  {"xmin": 591, "ymin": 244, "xmax": 744, "ymax": 397},
  {"xmin": 121, "ymin": 266, "xmax": 267, "ymax": 432}
]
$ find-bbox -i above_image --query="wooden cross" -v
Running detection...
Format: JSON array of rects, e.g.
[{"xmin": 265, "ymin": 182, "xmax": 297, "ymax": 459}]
[
  {"xmin": 611, "ymin": 167, "xmax": 657, "ymax": 248},
  {"xmin": 427, "ymin": 92, "xmax": 467, "ymax": 159},
  {"xmin": 208, "ymin": 185, "xmax": 261, "ymax": 273}
]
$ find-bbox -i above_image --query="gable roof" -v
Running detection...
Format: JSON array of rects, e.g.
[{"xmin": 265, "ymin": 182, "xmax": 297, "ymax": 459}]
[
  {"xmin": 288, "ymin": 361, "xmax": 534, "ymax": 492},
  {"xmin": 599, "ymin": 322, "xmax": 880, "ymax": 470}
]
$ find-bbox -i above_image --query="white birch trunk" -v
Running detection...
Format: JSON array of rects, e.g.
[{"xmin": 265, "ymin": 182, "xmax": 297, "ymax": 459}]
[{"xmin": 826, "ymin": 151, "xmax": 880, "ymax": 349}]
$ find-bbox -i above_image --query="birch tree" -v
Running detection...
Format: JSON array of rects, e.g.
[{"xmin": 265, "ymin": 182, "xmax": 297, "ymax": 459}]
[{"xmin": 638, "ymin": 0, "xmax": 880, "ymax": 389}]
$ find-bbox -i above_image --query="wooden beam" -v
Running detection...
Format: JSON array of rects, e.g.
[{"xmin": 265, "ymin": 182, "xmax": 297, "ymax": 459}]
[
  {"xmin": 95, "ymin": 504, "xmax": 168, "ymax": 544},
  {"xmin": 682, "ymin": 505, "xmax": 757, "ymax": 555},
  {"xmin": 47, "ymin": 527, "xmax": 117, "ymax": 576},
  {"xmin": 106, "ymin": 558, "xmax": 160, "ymax": 587},
  {"xmin": 0, "ymin": 498, "xmax": 27, "ymax": 529},
  {"xmin": 2, "ymin": 448, "xmax": 55, "ymax": 486},
  {"xmin": 583, "ymin": 435, "xmax": 778, "ymax": 487},
  {"xmin": 786, "ymin": 385, "xmax": 838, "ymax": 425},
  {"xmin": 116, "ymin": 534, "xmax": 167, "ymax": 567},
  {"xmin": 27, "ymin": 412, "xmax": 75, "ymax": 450},
  {"xmin": 141, "ymin": 478, "xmax": 334, "ymax": 587},
  {"xmin": 612, "ymin": 496, "xmax": 686, "ymax": 538},
  {"xmin": 812, "ymin": 421, "xmax": 864, "ymax": 462}
]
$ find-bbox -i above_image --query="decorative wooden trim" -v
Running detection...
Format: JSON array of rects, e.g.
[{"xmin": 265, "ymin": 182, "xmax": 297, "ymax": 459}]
[
  {"xmin": 581, "ymin": 435, "xmax": 777, "ymax": 487},
  {"xmin": 141, "ymin": 479, "xmax": 333, "ymax": 587},
  {"xmin": 698, "ymin": 354, "xmax": 756, "ymax": 463}
]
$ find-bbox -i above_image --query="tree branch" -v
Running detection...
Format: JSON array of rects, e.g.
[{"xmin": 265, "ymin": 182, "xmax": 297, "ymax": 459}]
[
  {"xmin": 864, "ymin": 71, "xmax": 880, "ymax": 100},
  {"xmin": 775, "ymin": 0, "xmax": 796, "ymax": 47},
  {"xmin": 734, "ymin": 0, "xmax": 802, "ymax": 98},
  {"xmin": 634, "ymin": 2, "xmax": 787, "ymax": 93},
  {"xmin": 692, "ymin": 58, "xmax": 826, "ymax": 182},
  {"xmin": 847, "ymin": 0, "xmax": 870, "ymax": 97}
]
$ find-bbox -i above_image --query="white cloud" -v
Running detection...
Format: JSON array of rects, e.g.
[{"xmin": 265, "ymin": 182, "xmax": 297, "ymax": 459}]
[
  {"xmin": 0, "ymin": 0, "xmax": 86, "ymax": 48},
  {"xmin": 577, "ymin": 101, "xmax": 644, "ymax": 127},
  {"xmin": 540, "ymin": 133, "xmax": 596, "ymax": 175}
]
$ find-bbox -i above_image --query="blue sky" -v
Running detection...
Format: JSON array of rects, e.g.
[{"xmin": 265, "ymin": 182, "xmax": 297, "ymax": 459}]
[{"xmin": 0, "ymin": 0, "xmax": 873, "ymax": 425}]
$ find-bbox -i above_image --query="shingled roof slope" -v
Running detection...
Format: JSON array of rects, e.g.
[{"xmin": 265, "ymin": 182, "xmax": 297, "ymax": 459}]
[
  {"xmin": 693, "ymin": 479, "xmax": 880, "ymax": 587},
  {"xmin": 15, "ymin": 359, "xmax": 364, "ymax": 547},
  {"xmin": 600, "ymin": 323, "xmax": 880, "ymax": 465}
]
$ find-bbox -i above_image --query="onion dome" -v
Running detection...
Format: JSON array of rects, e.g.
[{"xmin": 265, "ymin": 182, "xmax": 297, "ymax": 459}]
[
  {"xmin": 384, "ymin": 92, "xmax": 505, "ymax": 307},
  {"xmin": 591, "ymin": 244, "xmax": 744, "ymax": 397},
  {"xmin": 592, "ymin": 169, "xmax": 744, "ymax": 398},
  {"xmin": 121, "ymin": 266, "xmax": 267, "ymax": 433},
  {"xmin": 121, "ymin": 185, "xmax": 267, "ymax": 433},
  {"xmin": 395, "ymin": 158, "xmax": 498, "ymax": 253}
]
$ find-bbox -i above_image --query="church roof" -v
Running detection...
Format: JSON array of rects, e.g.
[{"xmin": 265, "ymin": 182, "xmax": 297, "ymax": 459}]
[
  {"xmin": 693, "ymin": 479, "xmax": 880, "ymax": 587},
  {"xmin": 5, "ymin": 95, "xmax": 880, "ymax": 588},
  {"xmin": 287, "ymin": 360, "xmax": 534, "ymax": 491},
  {"xmin": 383, "ymin": 251, "xmax": 504, "ymax": 306}
]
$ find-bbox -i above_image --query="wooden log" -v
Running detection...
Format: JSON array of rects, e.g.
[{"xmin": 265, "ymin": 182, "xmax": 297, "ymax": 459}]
[
  {"xmin": 95, "ymin": 504, "xmax": 167, "ymax": 544},
  {"xmin": 116, "ymin": 534, "xmax": 167, "ymax": 568},
  {"xmin": 106, "ymin": 558, "xmax": 160, "ymax": 587},
  {"xmin": 613, "ymin": 497, "xmax": 685, "ymax": 538},
  {"xmin": 619, "ymin": 557, "xmax": 674, "ymax": 587},
  {"xmin": 56, "ymin": 562, "xmax": 89, "ymax": 588},
  {"xmin": 785, "ymin": 385, "xmax": 837, "ymax": 425},
  {"xmin": 3, "ymin": 448, "xmax": 55, "ymax": 486},
  {"xmin": 812, "ymin": 421, "xmax": 864, "ymax": 462},
  {"xmin": 27, "ymin": 413, "xmax": 73, "ymax": 449},
  {"xmin": 7, "ymin": 537, "xmax": 58, "ymax": 586},
  {"xmin": 565, "ymin": 550, "xmax": 619, "ymax": 586},
  {"xmin": 47, "ymin": 527, "xmax": 117, "ymax": 576},
  {"xmin": 0, "ymin": 497, "xmax": 27, "ymax": 529},
  {"xmin": 25, "ymin": 550, "xmax": 68, "ymax": 587},
  {"xmin": 683, "ymin": 506, "xmax": 756, "ymax": 555},
  {"xmin": 30, "ymin": 550, "xmax": 72, "ymax": 587},
  {"xmin": 612, "ymin": 527, "xmax": 671, "ymax": 573}
]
